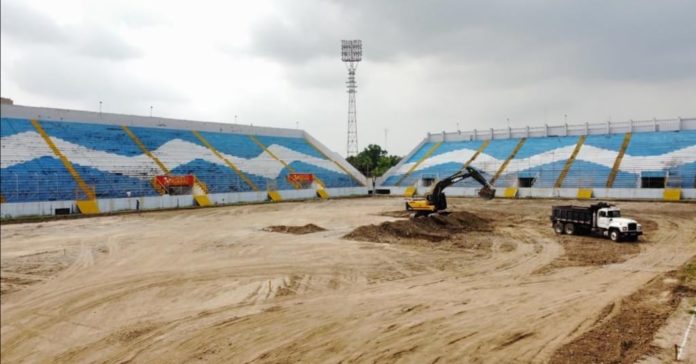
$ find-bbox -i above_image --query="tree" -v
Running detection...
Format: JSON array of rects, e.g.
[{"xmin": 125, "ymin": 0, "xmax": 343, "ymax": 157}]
[{"xmin": 346, "ymin": 144, "xmax": 401, "ymax": 177}]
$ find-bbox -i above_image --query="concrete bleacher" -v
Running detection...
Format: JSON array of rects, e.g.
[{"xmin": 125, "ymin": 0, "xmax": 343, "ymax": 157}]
[
  {"xmin": 1, "ymin": 105, "xmax": 365, "ymax": 208},
  {"xmin": 379, "ymin": 118, "xmax": 696, "ymax": 199},
  {"xmin": 1, "ymin": 118, "xmax": 81, "ymax": 202},
  {"xmin": 41, "ymin": 120, "xmax": 160, "ymax": 199}
]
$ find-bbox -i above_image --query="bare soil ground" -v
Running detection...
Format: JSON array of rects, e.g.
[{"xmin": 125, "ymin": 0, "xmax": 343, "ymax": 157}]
[
  {"xmin": 1, "ymin": 198, "xmax": 695, "ymax": 363},
  {"xmin": 550, "ymin": 258, "xmax": 696, "ymax": 364},
  {"xmin": 262, "ymin": 224, "xmax": 326, "ymax": 235}
]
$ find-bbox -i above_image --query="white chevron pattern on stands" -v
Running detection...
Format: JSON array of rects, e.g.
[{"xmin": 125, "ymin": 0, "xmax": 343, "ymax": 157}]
[
  {"xmin": 0, "ymin": 131, "xmax": 345, "ymax": 179},
  {"xmin": 390, "ymin": 144, "xmax": 696, "ymax": 177}
]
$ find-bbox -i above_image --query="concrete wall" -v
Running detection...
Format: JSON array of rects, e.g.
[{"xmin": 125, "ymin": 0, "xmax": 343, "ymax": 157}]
[
  {"xmin": 381, "ymin": 186, "xmax": 696, "ymax": 201},
  {"xmin": 326, "ymin": 186, "xmax": 369, "ymax": 197},
  {"xmin": 1, "ymin": 104, "xmax": 305, "ymax": 138},
  {"xmin": 0, "ymin": 187, "xmax": 368, "ymax": 219}
]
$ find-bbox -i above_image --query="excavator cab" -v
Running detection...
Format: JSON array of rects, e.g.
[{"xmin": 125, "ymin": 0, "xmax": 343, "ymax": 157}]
[{"xmin": 405, "ymin": 166, "xmax": 495, "ymax": 216}]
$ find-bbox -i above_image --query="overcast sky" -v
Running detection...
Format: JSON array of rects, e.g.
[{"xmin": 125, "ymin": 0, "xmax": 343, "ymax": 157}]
[{"xmin": 2, "ymin": 0, "xmax": 695, "ymax": 156}]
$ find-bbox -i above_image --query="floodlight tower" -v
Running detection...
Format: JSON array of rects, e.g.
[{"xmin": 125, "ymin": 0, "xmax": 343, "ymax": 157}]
[{"xmin": 342, "ymin": 40, "xmax": 362, "ymax": 157}]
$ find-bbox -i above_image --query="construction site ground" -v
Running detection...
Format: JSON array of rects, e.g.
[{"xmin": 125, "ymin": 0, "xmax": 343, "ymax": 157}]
[{"xmin": 1, "ymin": 197, "xmax": 695, "ymax": 363}]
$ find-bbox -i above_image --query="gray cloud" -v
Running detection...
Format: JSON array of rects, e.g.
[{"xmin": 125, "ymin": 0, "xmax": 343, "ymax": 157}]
[
  {"xmin": 73, "ymin": 26, "xmax": 143, "ymax": 60},
  {"xmin": 9, "ymin": 54, "xmax": 182, "ymax": 112},
  {"xmin": 1, "ymin": 1, "xmax": 142, "ymax": 61},
  {"xmin": 0, "ymin": 1, "xmax": 67, "ymax": 43},
  {"xmin": 247, "ymin": 0, "xmax": 696, "ymax": 83},
  {"xmin": 1, "ymin": 0, "xmax": 694, "ymax": 156},
  {"xmin": 246, "ymin": 1, "xmax": 348, "ymax": 64}
]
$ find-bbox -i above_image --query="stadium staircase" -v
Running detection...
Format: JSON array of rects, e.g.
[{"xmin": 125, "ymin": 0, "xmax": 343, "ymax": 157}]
[
  {"xmin": 490, "ymin": 138, "xmax": 526, "ymax": 185},
  {"xmin": 191, "ymin": 130, "xmax": 260, "ymax": 192},
  {"xmin": 554, "ymin": 135, "xmax": 587, "ymax": 188},
  {"xmin": 395, "ymin": 141, "xmax": 442, "ymax": 187},
  {"xmin": 606, "ymin": 133, "xmax": 632, "ymax": 188}
]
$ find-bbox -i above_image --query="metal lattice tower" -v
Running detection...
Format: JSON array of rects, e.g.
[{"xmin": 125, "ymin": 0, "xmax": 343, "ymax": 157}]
[{"xmin": 342, "ymin": 40, "xmax": 362, "ymax": 157}]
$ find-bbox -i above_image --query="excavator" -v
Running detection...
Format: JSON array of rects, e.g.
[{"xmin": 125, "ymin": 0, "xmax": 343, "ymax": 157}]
[{"xmin": 405, "ymin": 166, "xmax": 496, "ymax": 217}]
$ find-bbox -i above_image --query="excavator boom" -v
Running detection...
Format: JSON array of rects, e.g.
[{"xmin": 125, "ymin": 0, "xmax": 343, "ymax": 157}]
[{"xmin": 405, "ymin": 166, "xmax": 495, "ymax": 215}]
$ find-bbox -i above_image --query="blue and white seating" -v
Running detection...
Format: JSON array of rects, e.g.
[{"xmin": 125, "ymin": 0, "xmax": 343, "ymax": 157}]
[
  {"xmin": 381, "ymin": 128, "xmax": 696, "ymax": 189},
  {"xmin": 1, "ymin": 117, "xmax": 361, "ymax": 203}
]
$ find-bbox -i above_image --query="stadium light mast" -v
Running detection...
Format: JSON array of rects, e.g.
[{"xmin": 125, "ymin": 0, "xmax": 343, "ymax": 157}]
[{"xmin": 341, "ymin": 40, "xmax": 362, "ymax": 157}]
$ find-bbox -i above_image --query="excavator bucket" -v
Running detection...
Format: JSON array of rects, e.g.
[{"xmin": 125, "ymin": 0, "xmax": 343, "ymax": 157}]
[{"xmin": 478, "ymin": 185, "xmax": 496, "ymax": 199}]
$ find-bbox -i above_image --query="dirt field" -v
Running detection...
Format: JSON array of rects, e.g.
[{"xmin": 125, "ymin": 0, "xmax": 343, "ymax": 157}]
[{"xmin": 1, "ymin": 197, "xmax": 695, "ymax": 363}]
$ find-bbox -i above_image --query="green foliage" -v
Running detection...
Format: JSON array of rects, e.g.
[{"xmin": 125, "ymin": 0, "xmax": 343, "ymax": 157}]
[{"xmin": 346, "ymin": 144, "xmax": 401, "ymax": 177}]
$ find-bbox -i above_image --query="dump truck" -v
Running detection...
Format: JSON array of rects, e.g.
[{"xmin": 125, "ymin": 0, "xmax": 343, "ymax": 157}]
[{"xmin": 550, "ymin": 202, "xmax": 642, "ymax": 242}]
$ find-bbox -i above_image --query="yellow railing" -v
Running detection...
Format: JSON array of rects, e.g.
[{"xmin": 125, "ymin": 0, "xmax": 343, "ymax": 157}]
[
  {"xmin": 490, "ymin": 138, "xmax": 526, "ymax": 185},
  {"xmin": 31, "ymin": 120, "xmax": 97, "ymax": 203},
  {"xmin": 395, "ymin": 141, "xmax": 443, "ymax": 186},
  {"xmin": 554, "ymin": 135, "xmax": 587, "ymax": 188},
  {"xmin": 122, "ymin": 125, "xmax": 171, "ymax": 174},
  {"xmin": 606, "ymin": 133, "xmax": 632, "ymax": 188},
  {"xmin": 462, "ymin": 139, "xmax": 490, "ymax": 168},
  {"xmin": 249, "ymin": 135, "xmax": 330, "ymax": 194},
  {"xmin": 192, "ymin": 130, "xmax": 260, "ymax": 191}
]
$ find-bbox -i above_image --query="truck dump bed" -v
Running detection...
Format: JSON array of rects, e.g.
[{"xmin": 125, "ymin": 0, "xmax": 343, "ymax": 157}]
[{"xmin": 551, "ymin": 205, "xmax": 593, "ymax": 226}]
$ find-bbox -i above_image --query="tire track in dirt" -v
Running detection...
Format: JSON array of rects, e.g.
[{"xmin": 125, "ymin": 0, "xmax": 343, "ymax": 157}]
[{"xmin": 1, "ymin": 198, "xmax": 695, "ymax": 363}]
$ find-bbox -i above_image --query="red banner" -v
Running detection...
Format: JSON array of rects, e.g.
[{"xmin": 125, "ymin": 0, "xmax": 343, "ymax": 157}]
[
  {"xmin": 155, "ymin": 175, "xmax": 194, "ymax": 187},
  {"xmin": 287, "ymin": 173, "xmax": 314, "ymax": 184}
]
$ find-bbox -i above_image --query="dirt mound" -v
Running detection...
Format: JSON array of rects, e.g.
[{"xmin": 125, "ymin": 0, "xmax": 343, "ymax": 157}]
[
  {"xmin": 378, "ymin": 210, "xmax": 412, "ymax": 218},
  {"xmin": 344, "ymin": 211, "xmax": 492, "ymax": 248},
  {"xmin": 550, "ymin": 258, "xmax": 696, "ymax": 364},
  {"xmin": 536, "ymin": 235, "xmax": 642, "ymax": 273},
  {"xmin": 263, "ymin": 224, "xmax": 326, "ymax": 235}
]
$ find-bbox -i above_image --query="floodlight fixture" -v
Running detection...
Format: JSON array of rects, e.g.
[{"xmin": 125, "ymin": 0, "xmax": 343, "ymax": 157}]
[{"xmin": 341, "ymin": 40, "xmax": 362, "ymax": 62}]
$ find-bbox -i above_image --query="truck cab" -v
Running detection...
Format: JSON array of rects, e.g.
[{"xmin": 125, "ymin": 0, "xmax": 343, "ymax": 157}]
[
  {"xmin": 596, "ymin": 206, "xmax": 642, "ymax": 241},
  {"xmin": 596, "ymin": 207, "xmax": 622, "ymax": 229}
]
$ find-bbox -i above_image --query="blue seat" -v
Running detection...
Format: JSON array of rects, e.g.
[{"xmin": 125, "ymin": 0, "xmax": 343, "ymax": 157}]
[
  {"xmin": 381, "ymin": 130, "xmax": 696, "ymax": 189},
  {"xmin": 1, "ymin": 117, "xmax": 361, "ymax": 202}
]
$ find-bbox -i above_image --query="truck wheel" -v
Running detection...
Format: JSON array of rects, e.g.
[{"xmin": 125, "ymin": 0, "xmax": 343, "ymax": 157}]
[
  {"xmin": 554, "ymin": 222, "xmax": 564, "ymax": 234},
  {"xmin": 564, "ymin": 223, "xmax": 575, "ymax": 235},
  {"xmin": 609, "ymin": 230, "xmax": 621, "ymax": 242}
]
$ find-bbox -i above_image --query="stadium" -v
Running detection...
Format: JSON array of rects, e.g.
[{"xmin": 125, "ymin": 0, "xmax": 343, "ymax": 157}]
[
  {"xmin": 2, "ymin": 101, "xmax": 695, "ymax": 363},
  {"xmin": 1, "ymin": 103, "xmax": 694, "ymax": 218},
  {"xmin": 2, "ymin": 1, "xmax": 696, "ymax": 362}
]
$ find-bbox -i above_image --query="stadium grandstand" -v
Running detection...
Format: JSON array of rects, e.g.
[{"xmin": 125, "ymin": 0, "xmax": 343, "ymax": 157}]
[
  {"xmin": 378, "ymin": 117, "xmax": 696, "ymax": 201},
  {"xmin": 2, "ymin": 103, "xmax": 695, "ymax": 219},
  {"xmin": 1, "ymin": 104, "xmax": 366, "ymax": 218}
]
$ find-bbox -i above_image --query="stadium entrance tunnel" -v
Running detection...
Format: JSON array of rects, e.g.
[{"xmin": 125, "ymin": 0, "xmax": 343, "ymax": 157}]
[
  {"xmin": 641, "ymin": 176, "xmax": 666, "ymax": 188},
  {"xmin": 518, "ymin": 177, "xmax": 536, "ymax": 188}
]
